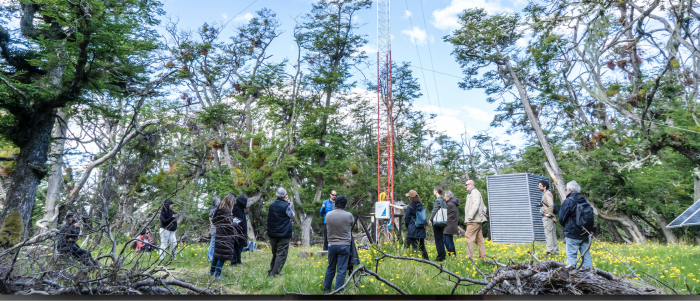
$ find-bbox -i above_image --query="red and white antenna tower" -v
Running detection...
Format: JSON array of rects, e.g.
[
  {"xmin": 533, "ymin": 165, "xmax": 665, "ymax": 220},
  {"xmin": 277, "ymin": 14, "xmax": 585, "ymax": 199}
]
[{"xmin": 377, "ymin": 0, "xmax": 394, "ymax": 212}]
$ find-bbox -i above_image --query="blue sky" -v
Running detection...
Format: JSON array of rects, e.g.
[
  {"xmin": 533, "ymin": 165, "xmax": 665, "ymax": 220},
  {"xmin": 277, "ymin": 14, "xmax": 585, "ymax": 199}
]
[{"xmin": 159, "ymin": 0, "xmax": 530, "ymax": 145}]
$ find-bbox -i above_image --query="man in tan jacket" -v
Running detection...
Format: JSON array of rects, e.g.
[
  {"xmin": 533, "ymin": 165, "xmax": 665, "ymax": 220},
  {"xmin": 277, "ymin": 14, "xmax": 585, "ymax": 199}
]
[
  {"xmin": 539, "ymin": 180, "xmax": 559, "ymax": 255},
  {"xmin": 464, "ymin": 180, "xmax": 487, "ymax": 259}
]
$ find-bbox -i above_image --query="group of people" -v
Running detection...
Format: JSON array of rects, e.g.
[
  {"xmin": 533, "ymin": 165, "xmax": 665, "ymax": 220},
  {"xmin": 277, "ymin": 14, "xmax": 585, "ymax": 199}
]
[
  {"xmin": 385, "ymin": 180, "xmax": 488, "ymax": 262},
  {"xmin": 53, "ymin": 175, "xmax": 593, "ymax": 284}
]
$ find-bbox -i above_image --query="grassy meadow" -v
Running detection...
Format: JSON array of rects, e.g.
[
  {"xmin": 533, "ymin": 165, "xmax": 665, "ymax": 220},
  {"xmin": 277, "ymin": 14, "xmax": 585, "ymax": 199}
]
[{"xmin": 130, "ymin": 237, "xmax": 700, "ymax": 295}]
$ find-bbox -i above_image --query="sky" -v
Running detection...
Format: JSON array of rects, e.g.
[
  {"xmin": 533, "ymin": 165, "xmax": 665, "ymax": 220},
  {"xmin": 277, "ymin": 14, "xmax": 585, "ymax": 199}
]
[{"xmin": 158, "ymin": 0, "xmax": 531, "ymax": 146}]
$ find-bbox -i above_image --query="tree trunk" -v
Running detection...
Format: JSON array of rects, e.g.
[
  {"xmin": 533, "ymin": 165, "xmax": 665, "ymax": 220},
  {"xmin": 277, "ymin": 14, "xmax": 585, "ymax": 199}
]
[
  {"xmin": 503, "ymin": 58, "xmax": 567, "ymax": 201},
  {"xmin": 652, "ymin": 212, "xmax": 678, "ymax": 244},
  {"xmin": 0, "ymin": 109, "xmax": 56, "ymax": 241},
  {"xmin": 43, "ymin": 109, "xmax": 68, "ymax": 228},
  {"xmin": 588, "ymin": 200, "xmax": 646, "ymax": 244},
  {"xmin": 606, "ymin": 220, "xmax": 623, "ymax": 243},
  {"xmin": 694, "ymin": 167, "xmax": 700, "ymax": 202},
  {"xmin": 292, "ymin": 174, "xmax": 312, "ymax": 247},
  {"xmin": 246, "ymin": 215, "xmax": 256, "ymax": 241}
]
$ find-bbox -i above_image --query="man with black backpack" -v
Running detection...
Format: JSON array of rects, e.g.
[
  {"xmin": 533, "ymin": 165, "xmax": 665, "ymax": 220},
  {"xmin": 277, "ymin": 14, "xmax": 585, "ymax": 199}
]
[{"xmin": 558, "ymin": 180, "xmax": 594, "ymax": 269}]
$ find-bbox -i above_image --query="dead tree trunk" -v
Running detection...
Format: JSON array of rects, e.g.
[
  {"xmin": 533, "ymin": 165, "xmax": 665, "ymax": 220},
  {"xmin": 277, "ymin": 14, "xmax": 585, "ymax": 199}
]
[
  {"xmin": 43, "ymin": 109, "xmax": 68, "ymax": 229},
  {"xmin": 652, "ymin": 212, "xmax": 677, "ymax": 244}
]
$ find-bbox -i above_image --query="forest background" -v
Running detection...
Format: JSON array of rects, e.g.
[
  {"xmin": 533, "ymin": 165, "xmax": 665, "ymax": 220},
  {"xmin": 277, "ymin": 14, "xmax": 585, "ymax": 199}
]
[{"xmin": 0, "ymin": 0, "xmax": 699, "ymax": 253}]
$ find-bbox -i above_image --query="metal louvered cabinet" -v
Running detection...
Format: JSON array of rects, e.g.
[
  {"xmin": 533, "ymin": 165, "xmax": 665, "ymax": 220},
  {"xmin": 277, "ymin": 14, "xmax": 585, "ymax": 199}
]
[{"xmin": 486, "ymin": 173, "xmax": 549, "ymax": 244}]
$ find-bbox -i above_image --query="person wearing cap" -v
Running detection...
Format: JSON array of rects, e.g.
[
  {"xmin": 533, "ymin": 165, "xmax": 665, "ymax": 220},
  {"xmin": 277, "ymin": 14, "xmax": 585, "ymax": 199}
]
[
  {"xmin": 320, "ymin": 190, "xmax": 337, "ymax": 251},
  {"xmin": 403, "ymin": 190, "xmax": 429, "ymax": 260},
  {"xmin": 159, "ymin": 199, "xmax": 178, "ymax": 260},
  {"xmin": 267, "ymin": 187, "xmax": 294, "ymax": 277},
  {"xmin": 464, "ymin": 180, "xmax": 487, "ymax": 260},
  {"xmin": 322, "ymin": 195, "xmax": 354, "ymax": 292}
]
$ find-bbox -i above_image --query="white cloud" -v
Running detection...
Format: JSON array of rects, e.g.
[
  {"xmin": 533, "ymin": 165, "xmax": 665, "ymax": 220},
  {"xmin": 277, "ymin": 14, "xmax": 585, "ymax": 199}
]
[
  {"xmin": 516, "ymin": 37, "xmax": 529, "ymax": 48},
  {"xmin": 462, "ymin": 106, "xmax": 494, "ymax": 122},
  {"xmin": 402, "ymin": 27, "xmax": 428, "ymax": 46},
  {"xmin": 357, "ymin": 44, "xmax": 378, "ymax": 56},
  {"xmin": 430, "ymin": 115, "xmax": 476, "ymax": 138},
  {"xmin": 234, "ymin": 12, "xmax": 254, "ymax": 23},
  {"xmin": 221, "ymin": 13, "xmax": 228, "ymax": 20},
  {"xmin": 403, "ymin": 10, "xmax": 413, "ymax": 18},
  {"xmin": 432, "ymin": 0, "xmax": 509, "ymax": 30},
  {"xmin": 418, "ymin": 105, "xmax": 459, "ymax": 116}
]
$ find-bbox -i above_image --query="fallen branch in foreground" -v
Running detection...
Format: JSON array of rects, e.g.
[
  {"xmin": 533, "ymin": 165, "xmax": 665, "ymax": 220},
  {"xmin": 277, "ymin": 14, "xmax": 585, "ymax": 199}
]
[
  {"xmin": 283, "ymin": 265, "xmax": 407, "ymax": 295},
  {"xmin": 478, "ymin": 260, "xmax": 661, "ymax": 295}
]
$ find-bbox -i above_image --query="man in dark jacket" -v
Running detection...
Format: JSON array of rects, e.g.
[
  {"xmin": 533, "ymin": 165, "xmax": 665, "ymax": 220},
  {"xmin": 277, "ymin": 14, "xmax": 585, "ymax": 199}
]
[
  {"xmin": 267, "ymin": 187, "xmax": 294, "ymax": 277},
  {"xmin": 57, "ymin": 213, "xmax": 97, "ymax": 267},
  {"xmin": 323, "ymin": 195, "xmax": 354, "ymax": 292},
  {"xmin": 159, "ymin": 199, "xmax": 178, "ymax": 260},
  {"xmin": 558, "ymin": 180, "xmax": 592, "ymax": 269},
  {"xmin": 232, "ymin": 195, "xmax": 248, "ymax": 265},
  {"xmin": 404, "ymin": 190, "xmax": 429, "ymax": 260}
]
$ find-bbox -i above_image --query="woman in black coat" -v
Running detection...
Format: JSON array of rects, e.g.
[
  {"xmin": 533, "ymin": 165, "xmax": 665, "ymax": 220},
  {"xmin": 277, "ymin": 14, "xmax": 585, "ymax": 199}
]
[
  {"xmin": 232, "ymin": 195, "xmax": 248, "ymax": 265},
  {"xmin": 443, "ymin": 191, "xmax": 461, "ymax": 256},
  {"xmin": 210, "ymin": 193, "xmax": 238, "ymax": 279}
]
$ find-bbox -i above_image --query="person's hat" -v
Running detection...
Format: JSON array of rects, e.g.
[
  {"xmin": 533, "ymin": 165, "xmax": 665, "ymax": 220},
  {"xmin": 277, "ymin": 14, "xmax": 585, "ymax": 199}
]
[{"xmin": 405, "ymin": 190, "xmax": 418, "ymax": 198}]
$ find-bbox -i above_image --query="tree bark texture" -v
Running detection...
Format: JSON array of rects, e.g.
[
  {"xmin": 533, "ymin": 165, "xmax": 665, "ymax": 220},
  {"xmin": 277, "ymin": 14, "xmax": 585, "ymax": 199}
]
[
  {"xmin": 652, "ymin": 212, "xmax": 677, "ymax": 244},
  {"xmin": 43, "ymin": 110, "xmax": 68, "ymax": 228},
  {"xmin": 0, "ymin": 109, "xmax": 56, "ymax": 240}
]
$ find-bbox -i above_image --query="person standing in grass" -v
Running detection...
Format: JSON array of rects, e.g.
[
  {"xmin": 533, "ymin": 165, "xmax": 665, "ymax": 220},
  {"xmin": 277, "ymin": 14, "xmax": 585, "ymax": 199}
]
[
  {"xmin": 443, "ymin": 190, "xmax": 461, "ymax": 257},
  {"xmin": 207, "ymin": 196, "xmax": 222, "ymax": 262},
  {"xmin": 539, "ymin": 180, "xmax": 559, "ymax": 256},
  {"xmin": 267, "ymin": 187, "xmax": 294, "ymax": 277},
  {"xmin": 320, "ymin": 190, "xmax": 337, "ymax": 251},
  {"xmin": 232, "ymin": 194, "xmax": 248, "ymax": 265},
  {"xmin": 429, "ymin": 186, "xmax": 447, "ymax": 262},
  {"xmin": 559, "ymin": 180, "xmax": 593, "ymax": 269},
  {"xmin": 403, "ymin": 190, "xmax": 429, "ymax": 260},
  {"xmin": 159, "ymin": 199, "xmax": 178, "ymax": 260},
  {"xmin": 210, "ymin": 193, "xmax": 238, "ymax": 280},
  {"xmin": 464, "ymin": 180, "xmax": 487, "ymax": 260},
  {"xmin": 323, "ymin": 195, "xmax": 354, "ymax": 292}
]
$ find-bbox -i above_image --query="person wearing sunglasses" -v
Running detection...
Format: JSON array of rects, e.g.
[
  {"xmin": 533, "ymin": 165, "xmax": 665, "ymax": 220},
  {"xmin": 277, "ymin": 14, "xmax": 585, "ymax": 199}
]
[{"xmin": 320, "ymin": 190, "xmax": 337, "ymax": 251}]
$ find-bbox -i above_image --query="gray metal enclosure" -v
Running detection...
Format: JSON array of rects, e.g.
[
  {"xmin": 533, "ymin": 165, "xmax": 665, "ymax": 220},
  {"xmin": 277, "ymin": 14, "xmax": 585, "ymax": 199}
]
[{"xmin": 486, "ymin": 173, "xmax": 549, "ymax": 244}]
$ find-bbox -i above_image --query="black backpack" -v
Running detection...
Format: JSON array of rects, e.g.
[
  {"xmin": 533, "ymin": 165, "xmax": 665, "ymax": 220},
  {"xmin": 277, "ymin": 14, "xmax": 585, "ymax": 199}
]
[{"xmin": 575, "ymin": 201, "xmax": 595, "ymax": 233}]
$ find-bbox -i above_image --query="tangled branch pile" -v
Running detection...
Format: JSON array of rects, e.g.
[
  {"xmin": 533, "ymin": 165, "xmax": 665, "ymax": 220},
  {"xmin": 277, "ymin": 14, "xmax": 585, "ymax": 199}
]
[
  {"xmin": 479, "ymin": 260, "xmax": 661, "ymax": 295},
  {"xmin": 285, "ymin": 246, "xmax": 664, "ymax": 296}
]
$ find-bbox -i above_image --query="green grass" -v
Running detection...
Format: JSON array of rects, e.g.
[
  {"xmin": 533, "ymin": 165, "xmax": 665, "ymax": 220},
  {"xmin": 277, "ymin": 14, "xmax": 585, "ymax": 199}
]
[{"xmin": 157, "ymin": 238, "xmax": 700, "ymax": 295}]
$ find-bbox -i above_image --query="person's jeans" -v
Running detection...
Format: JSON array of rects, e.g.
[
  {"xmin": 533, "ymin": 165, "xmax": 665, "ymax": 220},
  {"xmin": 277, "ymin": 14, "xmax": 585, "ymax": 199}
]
[
  {"xmin": 323, "ymin": 245, "xmax": 351, "ymax": 292},
  {"xmin": 565, "ymin": 237, "xmax": 592, "ymax": 269},
  {"xmin": 443, "ymin": 234, "xmax": 456, "ymax": 256},
  {"xmin": 207, "ymin": 236, "xmax": 215, "ymax": 262},
  {"xmin": 210, "ymin": 258, "xmax": 225, "ymax": 277},
  {"xmin": 268, "ymin": 237, "xmax": 290, "ymax": 277},
  {"xmin": 158, "ymin": 228, "xmax": 177, "ymax": 260},
  {"xmin": 407, "ymin": 238, "xmax": 429, "ymax": 260},
  {"xmin": 323, "ymin": 224, "xmax": 329, "ymax": 251},
  {"xmin": 432, "ymin": 225, "xmax": 446, "ymax": 261}
]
